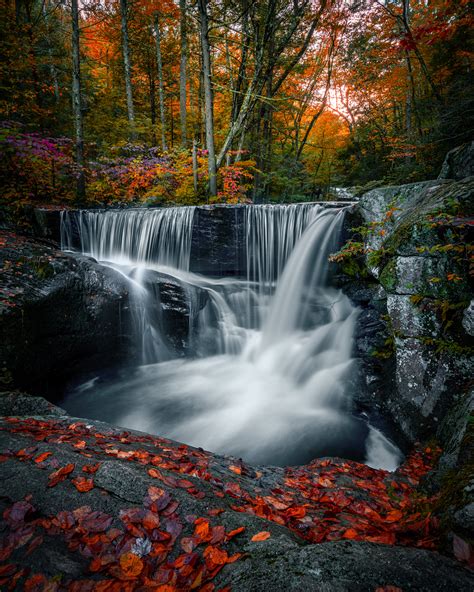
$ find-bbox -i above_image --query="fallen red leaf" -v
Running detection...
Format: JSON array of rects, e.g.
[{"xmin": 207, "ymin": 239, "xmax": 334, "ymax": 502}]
[
  {"xmin": 119, "ymin": 552, "xmax": 144, "ymax": 577},
  {"xmin": 385, "ymin": 509, "xmax": 403, "ymax": 523},
  {"xmin": 342, "ymin": 528, "xmax": 359, "ymax": 540},
  {"xmin": 226, "ymin": 526, "xmax": 245, "ymax": 539},
  {"xmin": 82, "ymin": 462, "xmax": 101, "ymax": 474},
  {"xmin": 34, "ymin": 452, "xmax": 52, "ymax": 463},
  {"xmin": 203, "ymin": 544, "xmax": 228, "ymax": 569},
  {"xmin": 251, "ymin": 531, "xmax": 271, "ymax": 542},
  {"xmin": 48, "ymin": 463, "xmax": 75, "ymax": 487},
  {"xmin": 72, "ymin": 476, "xmax": 94, "ymax": 492}
]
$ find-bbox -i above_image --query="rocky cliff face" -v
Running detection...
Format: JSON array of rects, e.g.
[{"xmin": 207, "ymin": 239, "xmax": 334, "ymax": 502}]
[
  {"xmin": 336, "ymin": 143, "xmax": 473, "ymax": 556},
  {"xmin": 353, "ymin": 177, "xmax": 473, "ymax": 443}
]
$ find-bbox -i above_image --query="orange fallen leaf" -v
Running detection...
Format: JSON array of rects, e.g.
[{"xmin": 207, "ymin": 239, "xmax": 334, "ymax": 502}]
[
  {"xmin": 143, "ymin": 510, "xmax": 160, "ymax": 530},
  {"xmin": 203, "ymin": 545, "xmax": 228, "ymax": 568},
  {"xmin": 82, "ymin": 462, "xmax": 101, "ymax": 474},
  {"xmin": 34, "ymin": 452, "xmax": 52, "ymax": 463},
  {"xmin": 285, "ymin": 506, "xmax": 306, "ymax": 519},
  {"xmin": 251, "ymin": 531, "xmax": 271, "ymax": 542},
  {"xmin": 119, "ymin": 552, "xmax": 144, "ymax": 577},
  {"xmin": 148, "ymin": 485, "xmax": 166, "ymax": 501},
  {"xmin": 72, "ymin": 476, "xmax": 94, "ymax": 492},
  {"xmin": 226, "ymin": 526, "xmax": 245, "ymax": 540},
  {"xmin": 385, "ymin": 510, "xmax": 403, "ymax": 523},
  {"xmin": 342, "ymin": 528, "xmax": 359, "ymax": 540},
  {"xmin": 48, "ymin": 463, "xmax": 75, "ymax": 487},
  {"xmin": 194, "ymin": 517, "xmax": 211, "ymax": 542}
]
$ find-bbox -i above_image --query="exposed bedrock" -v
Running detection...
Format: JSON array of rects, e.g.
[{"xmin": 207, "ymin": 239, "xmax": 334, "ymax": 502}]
[
  {"xmin": 341, "ymin": 175, "xmax": 473, "ymax": 445},
  {"xmin": 0, "ymin": 393, "xmax": 472, "ymax": 591}
]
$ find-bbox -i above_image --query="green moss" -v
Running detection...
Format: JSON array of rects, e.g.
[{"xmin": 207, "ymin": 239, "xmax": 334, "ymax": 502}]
[
  {"xmin": 31, "ymin": 257, "xmax": 55, "ymax": 279},
  {"xmin": 419, "ymin": 336, "xmax": 474, "ymax": 356},
  {"xmin": 435, "ymin": 414, "xmax": 474, "ymax": 540},
  {"xmin": 379, "ymin": 259, "xmax": 397, "ymax": 292}
]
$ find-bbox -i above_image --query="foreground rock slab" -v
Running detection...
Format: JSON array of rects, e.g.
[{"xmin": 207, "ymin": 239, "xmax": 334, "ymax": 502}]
[{"xmin": 0, "ymin": 394, "xmax": 472, "ymax": 591}]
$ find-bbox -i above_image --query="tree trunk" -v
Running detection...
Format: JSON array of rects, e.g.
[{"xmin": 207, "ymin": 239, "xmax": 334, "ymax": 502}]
[
  {"xmin": 120, "ymin": 0, "xmax": 135, "ymax": 137},
  {"xmin": 154, "ymin": 13, "xmax": 168, "ymax": 151},
  {"xmin": 179, "ymin": 0, "xmax": 188, "ymax": 148},
  {"xmin": 71, "ymin": 0, "xmax": 85, "ymax": 202},
  {"xmin": 42, "ymin": 1, "xmax": 60, "ymax": 102},
  {"xmin": 147, "ymin": 62, "xmax": 156, "ymax": 145},
  {"xmin": 198, "ymin": 0, "xmax": 217, "ymax": 197},
  {"xmin": 192, "ymin": 138, "xmax": 198, "ymax": 194}
]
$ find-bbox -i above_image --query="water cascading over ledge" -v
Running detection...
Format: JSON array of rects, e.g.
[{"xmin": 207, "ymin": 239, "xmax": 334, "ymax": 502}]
[{"xmin": 60, "ymin": 204, "xmax": 401, "ymax": 469}]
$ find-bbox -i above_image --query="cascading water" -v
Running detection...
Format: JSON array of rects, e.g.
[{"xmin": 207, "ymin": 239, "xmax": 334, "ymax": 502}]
[
  {"xmin": 61, "ymin": 208, "xmax": 196, "ymax": 363},
  {"xmin": 61, "ymin": 205, "xmax": 401, "ymax": 469}
]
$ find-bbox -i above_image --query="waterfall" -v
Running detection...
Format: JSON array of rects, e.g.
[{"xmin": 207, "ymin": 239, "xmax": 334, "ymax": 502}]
[
  {"xmin": 61, "ymin": 207, "xmax": 195, "ymax": 270},
  {"xmin": 61, "ymin": 208, "xmax": 196, "ymax": 364},
  {"xmin": 246, "ymin": 203, "xmax": 321, "ymax": 287},
  {"xmin": 60, "ymin": 204, "xmax": 401, "ymax": 469}
]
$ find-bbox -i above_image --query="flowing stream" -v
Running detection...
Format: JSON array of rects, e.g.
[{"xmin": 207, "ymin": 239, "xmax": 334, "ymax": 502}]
[{"xmin": 60, "ymin": 205, "xmax": 401, "ymax": 469}]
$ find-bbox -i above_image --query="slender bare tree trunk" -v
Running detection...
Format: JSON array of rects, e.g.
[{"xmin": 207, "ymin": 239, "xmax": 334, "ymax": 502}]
[
  {"xmin": 154, "ymin": 13, "xmax": 168, "ymax": 151},
  {"xmin": 42, "ymin": 1, "xmax": 60, "ymax": 102},
  {"xmin": 198, "ymin": 0, "xmax": 217, "ymax": 197},
  {"xmin": 120, "ymin": 0, "xmax": 135, "ymax": 137},
  {"xmin": 192, "ymin": 138, "xmax": 198, "ymax": 193},
  {"xmin": 179, "ymin": 0, "xmax": 188, "ymax": 147},
  {"xmin": 71, "ymin": 0, "xmax": 85, "ymax": 202}
]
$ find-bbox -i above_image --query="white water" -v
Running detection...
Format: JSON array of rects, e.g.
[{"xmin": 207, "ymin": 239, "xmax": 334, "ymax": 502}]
[{"xmin": 61, "ymin": 206, "xmax": 401, "ymax": 468}]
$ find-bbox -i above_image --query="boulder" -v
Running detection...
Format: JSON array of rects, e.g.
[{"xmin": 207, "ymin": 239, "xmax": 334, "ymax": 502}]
[
  {"xmin": 0, "ymin": 394, "xmax": 472, "ymax": 590},
  {"xmin": 0, "ymin": 232, "xmax": 206, "ymax": 399},
  {"xmin": 438, "ymin": 141, "xmax": 474, "ymax": 181}
]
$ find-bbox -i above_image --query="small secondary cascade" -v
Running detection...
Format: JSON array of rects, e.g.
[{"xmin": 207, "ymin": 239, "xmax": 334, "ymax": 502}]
[
  {"xmin": 61, "ymin": 204, "xmax": 401, "ymax": 469},
  {"xmin": 61, "ymin": 207, "xmax": 196, "ymax": 363},
  {"xmin": 61, "ymin": 207, "xmax": 195, "ymax": 270}
]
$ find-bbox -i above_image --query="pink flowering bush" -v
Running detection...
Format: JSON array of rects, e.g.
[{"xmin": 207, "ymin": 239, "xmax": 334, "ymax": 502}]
[
  {"xmin": 0, "ymin": 123, "xmax": 256, "ymax": 208},
  {"xmin": 0, "ymin": 121, "xmax": 75, "ymax": 205}
]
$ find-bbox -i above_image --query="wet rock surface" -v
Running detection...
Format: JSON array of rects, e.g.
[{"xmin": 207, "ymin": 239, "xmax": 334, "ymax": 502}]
[
  {"xmin": 0, "ymin": 393, "xmax": 472, "ymax": 590},
  {"xmin": 341, "ymin": 175, "xmax": 474, "ymax": 446},
  {"xmin": 0, "ymin": 232, "xmax": 205, "ymax": 398}
]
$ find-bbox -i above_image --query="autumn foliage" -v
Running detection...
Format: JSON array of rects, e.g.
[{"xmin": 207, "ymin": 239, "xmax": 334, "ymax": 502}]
[{"xmin": 1, "ymin": 0, "xmax": 471, "ymax": 206}]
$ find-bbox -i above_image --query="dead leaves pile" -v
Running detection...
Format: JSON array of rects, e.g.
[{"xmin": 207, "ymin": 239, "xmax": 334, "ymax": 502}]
[{"xmin": 0, "ymin": 416, "xmax": 442, "ymax": 590}]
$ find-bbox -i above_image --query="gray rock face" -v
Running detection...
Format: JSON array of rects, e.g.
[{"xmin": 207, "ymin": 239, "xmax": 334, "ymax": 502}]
[
  {"xmin": 190, "ymin": 205, "xmax": 247, "ymax": 276},
  {"xmin": 215, "ymin": 538, "xmax": 474, "ymax": 592},
  {"xmin": 343, "ymin": 173, "xmax": 474, "ymax": 445},
  {"xmin": 463, "ymin": 300, "xmax": 474, "ymax": 336},
  {"xmin": 0, "ymin": 391, "xmax": 66, "ymax": 417},
  {"xmin": 438, "ymin": 141, "xmax": 474, "ymax": 181},
  {"xmin": 454, "ymin": 503, "xmax": 474, "ymax": 532},
  {"xmin": 387, "ymin": 294, "xmax": 441, "ymax": 337}
]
